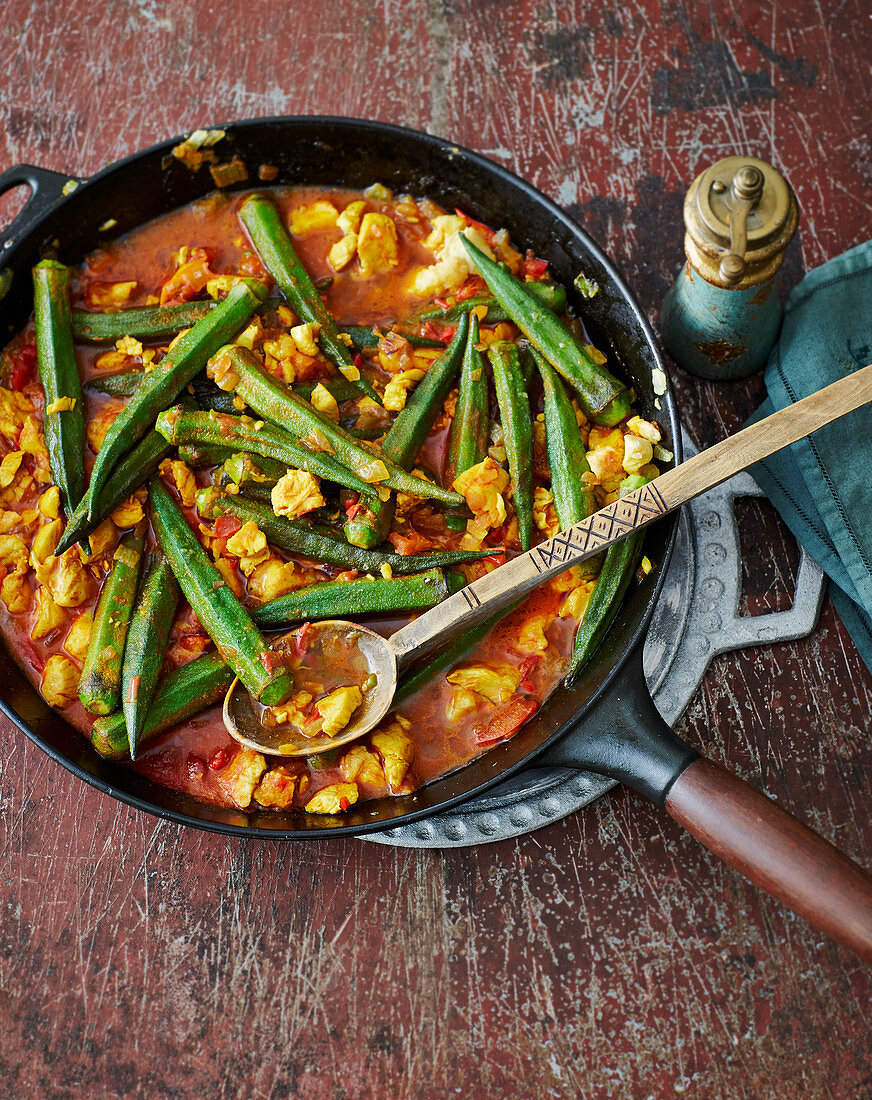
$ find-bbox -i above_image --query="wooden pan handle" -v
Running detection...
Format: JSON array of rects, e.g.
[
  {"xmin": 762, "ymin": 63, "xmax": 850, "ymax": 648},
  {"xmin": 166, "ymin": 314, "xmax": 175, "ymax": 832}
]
[{"xmin": 666, "ymin": 758, "xmax": 872, "ymax": 963}]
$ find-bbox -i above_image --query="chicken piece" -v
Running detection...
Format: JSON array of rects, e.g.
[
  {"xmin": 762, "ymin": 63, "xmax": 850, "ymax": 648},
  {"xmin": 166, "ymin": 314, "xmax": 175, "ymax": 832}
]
[
  {"xmin": 214, "ymin": 556, "xmax": 244, "ymax": 599},
  {"xmin": 356, "ymin": 213, "xmax": 399, "ymax": 276},
  {"xmin": 625, "ymin": 415, "xmax": 662, "ymax": 444},
  {"xmin": 340, "ymin": 745, "xmax": 385, "ymax": 786},
  {"xmin": 18, "ymin": 415, "xmax": 51, "ymax": 484},
  {"xmin": 290, "ymin": 323, "xmax": 320, "ymax": 357},
  {"xmin": 254, "ymin": 766, "xmax": 299, "ymax": 809},
  {"xmin": 30, "ymin": 518, "xmax": 63, "ymax": 570},
  {"xmin": 586, "ymin": 426, "xmax": 625, "ymax": 484},
  {"xmin": 383, "ymin": 368, "xmax": 426, "ymax": 412},
  {"xmin": 225, "ymin": 520, "xmax": 267, "ymax": 559},
  {"xmin": 0, "ymin": 451, "xmax": 24, "ymax": 490},
  {"xmin": 318, "ymin": 686, "xmax": 363, "ymax": 738},
  {"xmin": 84, "ymin": 281, "xmax": 137, "ymax": 309},
  {"xmin": 446, "ymin": 664, "xmax": 521, "ymax": 705},
  {"xmin": 78, "ymin": 519, "xmax": 116, "ymax": 565},
  {"xmin": 0, "ymin": 387, "xmax": 35, "ymax": 443},
  {"xmin": 44, "ymin": 551, "xmax": 93, "ymax": 608},
  {"xmin": 337, "ymin": 200, "xmax": 366, "ymax": 235},
  {"xmin": 41, "ymin": 655, "xmax": 79, "ymax": 708},
  {"xmin": 453, "ymin": 457, "xmax": 509, "ymax": 532},
  {"xmin": 622, "ymin": 434, "xmax": 654, "ymax": 474},
  {"xmin": 216, "ymin": 747, "xmax": 267, "ymax": 810},
  {"xmin": 267, "ymin": 690, "xmax": 314, "ymax": 729},
  {"xmin": 0, "ymin": 533, "xmax": 29, "ymax": 575},
  {"xmin": 309, "ymin": 382, "xmax": 340, "ymax": 422},
  {"xmin": 411, "ymin": 219, "xmax": 496, "ymax": 298},
  {"xmin": 110, "ymin": 495, "xmax": 145, "ymax": 528},
  {"xmin": 371, "ymin": 716, "xmax": 415, "ymax": 789},
  {"xmin": 289, "ymin": 201, "xmax": 339, "ymax": 235},
  {"xmin": 0, "ymin": 509, "xmax": 37, "ymax": 535},
  {"xmin": 328, "ymin": 232, "xmax": 358, "ymax": 271},
  {"xmin": 64, "ymin": 610, "xmax": 93, "ymax": 660},
  {"xmin": 248, "ymin": 558, "xmax": 301, "ymax": 602},
  {"xmin": 517, "ymin": 613, "xmax": 551, "ymax": 654},
  {"xmin": 38, "ymin": 486, "xmax": 61, "ymax": 519},
  {"xmin": 562, "ymin": 580, "xmax": 595, "ymax": 620},
  {"xmin": 86, "ymin": 405, "xmax": 122, "ymax": 454},
  {"xmin": 235, "ymin": 316, "xmax": 264, "ymax": 352},
  {"xmin": 160, "ymin": 459, "xmax": 197, "ymax": 508},
  {"xmin": 0, "ymin": 570, "xmax": 30, "ymax": 613},
  {"xmin": 305, "ymin": 782, "xmax": 360, "ymax": 815},
  {"xmin": 271, "ymin": 470, "xmax": 325, "ymax": 520},
  {"xmin": 446, "ymin": 687, "xmax": 479, "ymax": 723},
  {"xmin": 31, "ymin": 588, "xmax": 65, "ymax": 641}
]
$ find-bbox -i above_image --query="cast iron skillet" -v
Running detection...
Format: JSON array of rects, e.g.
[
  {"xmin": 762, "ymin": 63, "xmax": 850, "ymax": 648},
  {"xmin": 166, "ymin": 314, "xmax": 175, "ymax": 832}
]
[{"xmin": 1, "ymin": 119, "xmax": 871, "ymax": 960}]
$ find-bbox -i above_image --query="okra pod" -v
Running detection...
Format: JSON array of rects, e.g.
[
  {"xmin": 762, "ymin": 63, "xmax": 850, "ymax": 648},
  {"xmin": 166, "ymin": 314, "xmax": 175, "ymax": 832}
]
[
  {"xmin": 343, "ymin": 314, "xmax": 470, "ymax": 548},
  {"xmin": 460, "ymin": 237, "xmax": 630, "ymax": 425},
  {"xmin": 56, "ymin": 431, "xmax": 171, "ymax": 554},
  {"xmin": 155, "ymin": 406, "xmax": 378, "ymax": 498},
  {"xmin": 444, "ymin": 314, "xmax": 489, "ymax": 529},
  {"xmin": 218, "ymin": 451, "xmax": 284, "ymax": 503},
  {"xmin": 83, "ymin": 371, "xmax": 146, "ymax": 398},
  {"xmin": 73, "ymin": 299, "xmax": 219, "ymax": 342},
  {"xmin": 122, "ymin": 553, "xmax": 180, "ymax": 758},
  {"xmin": 292, "ymin": 377, "xmax": 365, "ymax": 404},
  {"xmin": 210, "ymin": 494, "xmax": 492, "ymax": 574},
  {"xmin": 85, "ymin": 281, "xmax": 266, "ymax": 518},
  {"xmin": 488, "ymin": 342, "xmax": 534, "ymax": 551},
  {"xmin": 150, "ymin": 477, "xmax": 294, "ymax": 706},
  {"xmin": 90, "ymin": 652, "xmax": 234, "ymax": 760},
  {"xmin": 33, "ymin": 260, "xmax": 85, "ymax": 518},
  {"xmin": 177, "ymin": 442, "xmax": 238, "ymax": 469},
  {"xmin": 78, "ymin": 521, "xmax": 146, "ymax": 715},
  {"xmin": 566, "ymin": 474, "xmax": 651, "ymax": 683},
  {"xmin": 404, "ymin": 281, "xmax": 565, "ymax": 328},
  {"xmin": 208, "ymin": 345, "xmax": 461, "ymax": 505},
  {"xmin": 238, "ymin": 194, "xmax": 380, "ymax": 402},
  {"xmin": 533, "ymin": 347, "xmax": 595, "ymax": 529},
  {"xmin": 251, "ymin": 569, "xmax": 450, "ymax": 630}
]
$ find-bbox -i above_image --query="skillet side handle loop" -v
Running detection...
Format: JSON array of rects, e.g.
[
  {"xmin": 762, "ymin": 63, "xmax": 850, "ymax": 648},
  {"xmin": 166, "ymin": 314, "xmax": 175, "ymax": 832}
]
[
  {"xmin": 0, "ymin": 164, "xmax": 74, "ymax": 245},
  {"xmin": 666, "ymin": 759, "xmax": 872, "ymax": 965}
]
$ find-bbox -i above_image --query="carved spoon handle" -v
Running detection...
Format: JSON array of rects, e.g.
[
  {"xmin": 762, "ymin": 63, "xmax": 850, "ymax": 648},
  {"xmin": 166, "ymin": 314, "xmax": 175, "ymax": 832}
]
[{"xmin": 388, "ymin": 361, "xmax": 872, "ymax": 669}]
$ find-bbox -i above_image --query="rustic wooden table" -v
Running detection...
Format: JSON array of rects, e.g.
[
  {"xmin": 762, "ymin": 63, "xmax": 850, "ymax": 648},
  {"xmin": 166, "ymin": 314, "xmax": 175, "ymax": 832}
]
[{"xmin": 1, "ymin": 3, "xmax": 870, "ymax": 1097}]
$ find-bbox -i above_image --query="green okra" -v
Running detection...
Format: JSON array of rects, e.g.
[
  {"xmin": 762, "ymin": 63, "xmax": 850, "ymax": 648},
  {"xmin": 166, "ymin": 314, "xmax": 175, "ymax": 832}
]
[
  {"xmin": 488, "ymin": 341, "xmax": 534, "ymax": 551},
  {"xmin": 156, "ymin": 406, "xmax": 377, "ymax": 498},
  {"xmin": 122, "ymin": 552, "xmax": 180, "ymax": 758},
  {"xmin": 78, "ymin": 521, "xmax": 147, "ymax": 715},
  {"xmin": 150, "ymin": 477, "xmax": 294, "ymax": 706},
  {"xmin": 444, "ymin": 313, "xmax": 489, "ymax": 529},
  {"xmin": 343, "ymin": 313, "xmax": 470, "ymax": 549},
  {"xmin": 403, "ymin": 281, "xmax": 565, "ymax": 328},
  {"xmin": 238, "ymin": 194, "xmax": 380, "ymax": 402},
  {"xmin": 33, "ymin": 260, "xmax": 85, "ymax": 519},
  {"xmin": 207, "ymin": 344, "xmax": 462, "ymax": 505},
  {"xmin": 566, "ymin": 474, "xmax": 652, "ymax": 683},
  {"xmin": 85, "ymin": 280, "xmax": 266, "ymax": 519},
  {"xmin": 210, "ymin": 494, "xmax": 493, "ymax": 574},
  {"xmin": 460, "ymin": 236, "xmax": 630, "ymax": 425}
]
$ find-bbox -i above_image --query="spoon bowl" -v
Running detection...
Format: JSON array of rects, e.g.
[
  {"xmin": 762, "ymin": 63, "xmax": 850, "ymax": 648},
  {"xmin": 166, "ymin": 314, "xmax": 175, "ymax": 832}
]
[{"xmin": 223, "ymin": 620, "xmax": 398, "ymax": 756}]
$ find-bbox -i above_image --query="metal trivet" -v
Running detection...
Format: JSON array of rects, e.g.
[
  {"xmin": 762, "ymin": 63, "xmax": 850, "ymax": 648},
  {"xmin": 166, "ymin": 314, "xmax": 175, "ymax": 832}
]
[{"xmin": 363, "ymin": 434, "xmax": 825, "ymax": 848}]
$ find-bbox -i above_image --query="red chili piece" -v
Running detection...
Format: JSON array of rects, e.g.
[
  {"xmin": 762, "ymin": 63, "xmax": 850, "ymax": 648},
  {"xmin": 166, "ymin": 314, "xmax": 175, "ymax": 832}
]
[
  {"xmin": 475, "ymin": 697, "xmax": 538, "ymax": 744},
  {"xmin": 208, "ymin": 747, "xmax": 232, "ymax": 771}
]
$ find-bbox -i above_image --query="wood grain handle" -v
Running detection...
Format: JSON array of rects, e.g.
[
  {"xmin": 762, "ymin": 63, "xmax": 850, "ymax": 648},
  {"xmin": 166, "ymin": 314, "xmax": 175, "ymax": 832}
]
[
  {"xmin": 666, "ymin": 758, "xmax": 872, "ymax": 964},
  {"xmin": 390, "ymin": 362, "xmax": 872, "ymax": 666}
]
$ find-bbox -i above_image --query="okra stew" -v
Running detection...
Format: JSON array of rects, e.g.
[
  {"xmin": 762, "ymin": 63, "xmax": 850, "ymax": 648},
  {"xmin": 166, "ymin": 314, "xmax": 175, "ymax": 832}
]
[{"xmin": 0, "ymin": 183, "xmax": 669, "ymax": 816}]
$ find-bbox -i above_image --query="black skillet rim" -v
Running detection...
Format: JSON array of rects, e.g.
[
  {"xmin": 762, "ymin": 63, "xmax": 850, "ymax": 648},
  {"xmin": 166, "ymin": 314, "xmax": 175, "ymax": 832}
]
[{"xmin": 0, "ymin": 115, "xmax": 681, "ymax": 839}]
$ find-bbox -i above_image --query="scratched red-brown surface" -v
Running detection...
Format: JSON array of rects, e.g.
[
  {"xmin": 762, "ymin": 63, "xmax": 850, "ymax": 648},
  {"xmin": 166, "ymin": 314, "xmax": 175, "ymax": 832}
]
[{"xmin": 1, "ymin": 3, "xmax": 871, "ymax": 1098}]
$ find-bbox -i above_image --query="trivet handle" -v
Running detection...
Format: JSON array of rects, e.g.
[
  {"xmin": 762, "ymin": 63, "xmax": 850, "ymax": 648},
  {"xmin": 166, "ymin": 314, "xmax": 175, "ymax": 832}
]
[{"xmin": 666, "ymin": 758, "xmax": 872, "ymax": 964}]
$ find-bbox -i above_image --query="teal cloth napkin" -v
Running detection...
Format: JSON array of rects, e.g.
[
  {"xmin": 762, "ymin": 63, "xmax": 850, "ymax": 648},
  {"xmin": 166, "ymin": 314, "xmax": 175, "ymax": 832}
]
[{"xmin": 746, "ymin": 239, "xmax": 872, "ymax": 673}]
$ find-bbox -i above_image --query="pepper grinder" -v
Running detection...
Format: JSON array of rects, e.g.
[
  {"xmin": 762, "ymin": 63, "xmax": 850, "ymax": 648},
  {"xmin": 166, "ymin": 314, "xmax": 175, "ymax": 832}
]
[{"xmin": 660, "ymin": 155, "xmax": 798, "ymax": 380}]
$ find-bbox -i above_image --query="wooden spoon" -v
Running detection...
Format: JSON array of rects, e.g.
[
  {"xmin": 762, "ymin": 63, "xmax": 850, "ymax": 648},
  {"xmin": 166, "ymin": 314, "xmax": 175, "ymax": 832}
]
[{"xmin": 226, "ymin": 361, "xmax": 872, "ymax": 756}]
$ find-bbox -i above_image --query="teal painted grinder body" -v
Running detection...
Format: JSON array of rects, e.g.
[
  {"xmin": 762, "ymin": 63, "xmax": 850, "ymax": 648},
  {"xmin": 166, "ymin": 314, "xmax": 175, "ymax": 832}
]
[
  {"xmin": 661, "ymin": 156, "xmax": 798, "ymax": 381},
  {"xmin": 661, "ymin": 263, "xmax": 782, "ymax": 380}
]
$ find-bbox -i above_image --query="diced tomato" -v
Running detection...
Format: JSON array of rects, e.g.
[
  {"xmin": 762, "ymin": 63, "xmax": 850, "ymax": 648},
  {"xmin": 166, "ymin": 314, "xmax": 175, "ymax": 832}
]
[
  {"xmin": 422, "ymin": 321, "xmax": 457, "ymax": 345},
  {"xmin": 160, "ymin": 248, "xmax": 215, "ymax": 305},
  {"xmin": 293, "ymin": 622, "xmax": 311, "ymax": 659},
  {"xmin": 339, "ymin": 797, "xmax": 350, "ymax": 811},
  {"xmin": 208, "ymin": 747, "xmax": 232, "ymax": 771},
  {"xmin": 475, "ymin": 697, "xmax": 538, "ymax": 744},
  {"xmin": 388, "ymin": 530, "xmax": 431, "ymax": 556},
  {"xmin": 343, "ymin": 493, "xmax": 363, "ymax": 522},
  {"xmin": 353, "ymin": 353, "xmax": 365, "ymax": 372},
  {"xmin": 214, "ymin": 514, "xmax": 242, "ymax": 539},
  {"xmin": 8, "ymin": 344, "xmax": 36, "ymax": 390},
  {"xmin": 519, "ymin": 654, "xmax": 542, "ymax": 694},
  {"xmin": 455, "ymin": 276, "xmax": 486, "ymax": 301},
  {"xmin": 237, "ymin": 249, "xmax": 271, "ymax": 285},
  {"xmin": 334, "ymin": 570, "xmax": 359, "ymax": 583},
  {"xmin": 521, "ymin": 252, "xmax": 549, "ymax": 279},
  {"xmin": 454, "ymin": 209, "xmax": 496, "ymax": 243},
  {"xmin": 483, "ymin": 551, "xmax": 506, "ymax": 566},
  {"xmin": 434, "ymin": 297, "xmax": 451, "ymax": 311}
]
